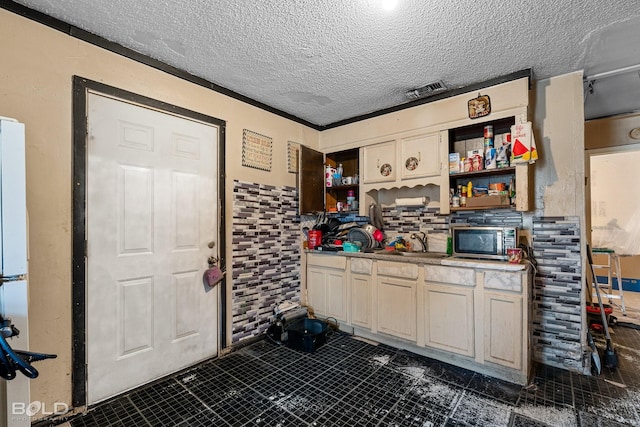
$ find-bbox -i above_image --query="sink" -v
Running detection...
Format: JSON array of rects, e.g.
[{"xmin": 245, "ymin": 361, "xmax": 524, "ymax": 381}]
[
  {"xmin": 380, "ymin": 251, "xmax": 448, "ymax": 258},
  {"xmin": 399, "ymin": 252, "xmax": 448, "ymax": 258}
]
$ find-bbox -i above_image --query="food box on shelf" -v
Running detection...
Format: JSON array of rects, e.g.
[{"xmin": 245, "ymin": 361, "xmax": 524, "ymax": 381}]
[
  {"xmin": 465, "ymin": 194, "xmax": 510, "ymax": 208},
  {"xmin": 449, "ymin": 153, "xmax": 461, "ymax": 173}
]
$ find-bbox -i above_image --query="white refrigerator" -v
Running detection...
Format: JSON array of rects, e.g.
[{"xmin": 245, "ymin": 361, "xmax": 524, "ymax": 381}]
[{"xmin": 0, "ymin": 117, "xmax": 30, "ymax": 427}]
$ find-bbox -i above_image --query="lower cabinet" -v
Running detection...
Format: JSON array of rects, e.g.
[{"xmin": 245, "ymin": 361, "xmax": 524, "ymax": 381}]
[
  {"xmin": 484, "ymin": 291, "xmax": 523, "ymax": 369},
  {"xmin": 303, "ymin": 254, "xmax": 530, "ymax": 384},
  {"xmin": 423, "ymin": 283, "xmax": 475, "ymax": 357},
  {"xmin": 306, "ymin": 254, "xmax": 347, "ymax": 322},
  {"xmin": 351, "ymin": 273, "xmax": 372, "ymax": 328},
  {"xmin": 377, "ymin": 276, "xmax": 417, "ymax": 341},
  {"xmin": 350, "ymin": 258, "xmax": 373, "ymax": 329}
]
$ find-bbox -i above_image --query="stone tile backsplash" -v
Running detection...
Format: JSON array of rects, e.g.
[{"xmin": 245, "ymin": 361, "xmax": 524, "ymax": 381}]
[
  {"xmin": 231, "ymin": 180, "xmax": 300, "ymax": 343},
  {"xmin": 381, "ymin": 206, "xmax": 523, "ymax": 237},
  {"xmin": 531, "ymin": 216, "xmax": 584, "ymax": 372},
  {"xmin": 231, "ymin": 188, "xmax": 585, "ymax": 372}
]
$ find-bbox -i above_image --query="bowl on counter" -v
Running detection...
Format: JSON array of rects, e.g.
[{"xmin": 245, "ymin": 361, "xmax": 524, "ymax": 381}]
[{"xmin": 342, "ymin": 242, "xmax": 361, "ymax": 252}]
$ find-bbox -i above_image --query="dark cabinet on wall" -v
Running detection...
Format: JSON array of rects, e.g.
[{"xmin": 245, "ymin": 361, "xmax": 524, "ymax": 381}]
[
  {"xmin": 298, "ymin": 146, "xmax": 360, "ymax": 215},
  {"xmin": 299, "ymin": 145, "xmax": 325, "ymax": 214}
]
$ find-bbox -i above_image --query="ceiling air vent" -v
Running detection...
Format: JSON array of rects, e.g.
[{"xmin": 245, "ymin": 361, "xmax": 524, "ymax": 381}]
[{"xmin": 405, "ymin": 81, "xmax": 448, "ymax": 100}]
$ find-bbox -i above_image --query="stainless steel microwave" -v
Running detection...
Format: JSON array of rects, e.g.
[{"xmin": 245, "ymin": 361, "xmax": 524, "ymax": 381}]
[{"xmin": 451, "ymin": 226, "xmax": 518, "ymax": 260}]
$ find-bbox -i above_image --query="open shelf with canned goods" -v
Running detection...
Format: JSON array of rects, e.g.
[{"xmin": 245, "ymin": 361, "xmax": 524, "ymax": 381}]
[{"xmin": 445, "ymin": 115, "xmax": 532, "ymax": 213}]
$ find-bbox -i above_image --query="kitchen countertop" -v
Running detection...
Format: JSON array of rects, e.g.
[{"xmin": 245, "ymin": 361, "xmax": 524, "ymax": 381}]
[{"xmin": 307, "ymin": 249, "xmax": 528, "ymax": 271}]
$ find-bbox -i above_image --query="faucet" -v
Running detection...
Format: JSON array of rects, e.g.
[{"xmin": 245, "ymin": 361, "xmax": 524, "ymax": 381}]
[{"xmin": 410, "ymin": 232, "xmax": 427, "ymax": 252}]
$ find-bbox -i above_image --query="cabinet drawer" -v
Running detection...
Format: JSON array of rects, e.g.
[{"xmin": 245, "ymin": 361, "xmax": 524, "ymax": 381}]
[
  {"xmin": 424, "ymin": 265, "xmax": 475, "ymax": 286},
  {"xmin": 307, "ymin": 253, "xmax": 346, "ymax": 269},
  {"xmin": 351, "ymin": 258, "xmax": 373, "ymax": 275},
  {"xmin": 484, "ymin": 271, "xmax": 524, "ymax": 293},
  {"xmin": 377, "ymin": 261, "xmax": 419, "ymax": 279}
]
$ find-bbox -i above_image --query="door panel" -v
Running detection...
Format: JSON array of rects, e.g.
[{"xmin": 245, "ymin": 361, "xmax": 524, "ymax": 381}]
[
  {"xmin": 118, "ymin": 277, "xmax": 154, "ymax": 357},
  {"xmin": 172, "ymin": 171, "xmax": 199, "ymax": 249},
  {"xmin": 173, "ymin": 271, "xmax": 200, "ymax": 340},
  {"xmin": 87, "ymin": 92, "xmax": 219, "ymax": 404},
  {"xmin": 118, "ymin": 165, "xmax": 154, "ymax": 254}
]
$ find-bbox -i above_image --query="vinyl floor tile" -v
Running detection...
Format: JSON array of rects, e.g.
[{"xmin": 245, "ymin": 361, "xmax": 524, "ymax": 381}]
[{"xmin": 62, "ymin": 327, "xmax": 640, "ymax": 427}]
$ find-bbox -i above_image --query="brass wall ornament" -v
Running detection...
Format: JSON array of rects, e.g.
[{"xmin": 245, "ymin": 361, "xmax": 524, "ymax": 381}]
[{"xmin": 468, "ymin": 94, "xmax": 491, "ymax": 119}]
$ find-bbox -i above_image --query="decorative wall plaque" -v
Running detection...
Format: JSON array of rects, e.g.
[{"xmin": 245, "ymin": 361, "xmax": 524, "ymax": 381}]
[
  {"xmin": 242, "ymin": 129, "xmax": 272, "ymax": 171},
  {"xmin": 287, "ymin": 141, "xmax": 300, "ymax": 173},
  {"xmin": 468, "ymin": 94, "xmax": 491, "ymax": 119}
]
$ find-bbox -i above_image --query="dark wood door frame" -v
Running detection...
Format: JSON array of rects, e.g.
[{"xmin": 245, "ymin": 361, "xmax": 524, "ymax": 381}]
[{"xmin": 71, "ymin": 76, "xmax": 227, "ymax": 407}]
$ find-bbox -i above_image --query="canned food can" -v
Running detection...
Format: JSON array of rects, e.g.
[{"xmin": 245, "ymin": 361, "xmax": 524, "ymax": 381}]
[
  {"xmin": 484, "ymin": 125, "xmax": 493, "ymax": 138},
  {"xmin": 484, "ymin": 137, "xmax": 494, "ymax": 148}
]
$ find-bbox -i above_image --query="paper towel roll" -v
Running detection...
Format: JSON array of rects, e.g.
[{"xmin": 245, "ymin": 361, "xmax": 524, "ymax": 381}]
[{"xmin": 395, "ymin": 197, "xmax": 427, "ymax": 207}]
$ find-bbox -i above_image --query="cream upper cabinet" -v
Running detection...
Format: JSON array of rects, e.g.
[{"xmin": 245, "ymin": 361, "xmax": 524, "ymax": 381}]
[
  {"xmin": 400, "ymin": 133, "xmax": 440, "ymax": 180},
  {"xmin": 363, "ymin": 140, "xmax": 396, "ymax": 184}
]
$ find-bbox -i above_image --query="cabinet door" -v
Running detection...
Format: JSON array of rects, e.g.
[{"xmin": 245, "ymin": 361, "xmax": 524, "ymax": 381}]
[
  {"xmin": 351, "ymin": 273, "xmax": 372, "ymax": 329},
  {"xmin": 400, "ymin": 133, "xmax": 440, "ymax": 180},
  {"xmin": 325, "ymin": 268, "xmax": 347, "ymax": 321},
  {"xmin": 377, "ymin": 276, "xmax": 416, "ymax": 341},
  {"xmin": 423, "ymin": 283, "xmax": 475, "ymax": 356},
  {"xmin": 299, "ymin": 145, "xmax": 325, "ymax": 214},
  {"xmin": 306, "ymin": 266, "xmax": 346, "ymax": 322},
  {"xmin": 306, "ymin": 266, "xmax": 327, "ymax": 315},
  {"xmin": 484, "ymin": 292, "xmax": 522, "ymax": 369},
  {"xmin": 363, "ymin": 140, "xmax": 396, "ymax": 183}
]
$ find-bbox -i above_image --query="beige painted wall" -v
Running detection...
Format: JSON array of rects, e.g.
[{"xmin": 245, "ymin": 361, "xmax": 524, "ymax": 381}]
[
  {"xmin": 319, "ymin": 78, "xmax": 529, "ymax": 151},
  {"xmin": 529, "ymin": 72, "xmax": 586, "ymax": 218},
  {"xmin": 0, "ymin": 9, "xmax": 319, "ymax": 410}
]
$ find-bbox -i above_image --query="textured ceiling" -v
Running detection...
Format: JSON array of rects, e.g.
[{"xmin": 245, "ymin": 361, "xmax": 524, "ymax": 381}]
[{"xmin": 11, "ymin": 0, "xmax": 640, "ymax": 125}]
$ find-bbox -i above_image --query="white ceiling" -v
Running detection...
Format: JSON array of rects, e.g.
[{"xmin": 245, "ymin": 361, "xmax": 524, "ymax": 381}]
[{"xmin": 10, "ymin": 0, "xmax": 640, "ymax": 126}]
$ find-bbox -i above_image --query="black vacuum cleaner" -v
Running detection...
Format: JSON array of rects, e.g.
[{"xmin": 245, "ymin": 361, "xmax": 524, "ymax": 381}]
[{"xmin": 587, "ymin": 245, "xmax": 619, "ymax": 370}]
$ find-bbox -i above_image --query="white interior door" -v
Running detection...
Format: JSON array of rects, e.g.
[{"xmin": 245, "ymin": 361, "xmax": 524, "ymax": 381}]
[{"xmin": 86, "ymin": 92, "xmax": 219, "ymax": 404}]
